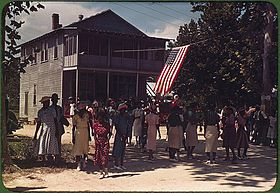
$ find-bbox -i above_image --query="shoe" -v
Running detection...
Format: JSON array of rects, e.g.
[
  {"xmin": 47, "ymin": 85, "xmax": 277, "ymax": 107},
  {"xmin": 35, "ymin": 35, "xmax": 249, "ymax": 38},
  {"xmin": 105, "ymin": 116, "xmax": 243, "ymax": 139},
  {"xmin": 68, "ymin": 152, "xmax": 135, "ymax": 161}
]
[
  {"xmin": 114, "ymin": 166, "xmax": 123, "ymax": 170},
  {"xmin": 211, "ymin": 160, "xmax": 217, "ymax": 164},
  {"xmin": 120, "ymin": 165, "xmax": 126, "ymax": 170},
  {"xmin": 76, "ymin": 163, "xmax": 82, "ymax": 171},
  {"xmin": 236, "ymin": 155, "xmax": 242, "ymax": 160},
  {"xmin": 104, "ymin": 173, "xmax": 109, "ymax": 178},
  {"xmin": 242, "ymin": 155, "xmax": 248, "ymax": 160},
  {"xmin": 99, "ymin": 174, "xmax": 104, "ymax": 179},
  {"xmin": 205, "ymin": 160, "xmax": 211, "ymax": 164}
]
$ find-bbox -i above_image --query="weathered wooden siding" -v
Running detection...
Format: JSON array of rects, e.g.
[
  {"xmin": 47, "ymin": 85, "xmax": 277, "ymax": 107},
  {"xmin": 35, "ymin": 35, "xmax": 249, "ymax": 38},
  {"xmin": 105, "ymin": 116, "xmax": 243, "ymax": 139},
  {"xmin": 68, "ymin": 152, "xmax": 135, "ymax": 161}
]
[{"xmin": 19, "ymin": 34, "xmax": 64, "ymax": 121}]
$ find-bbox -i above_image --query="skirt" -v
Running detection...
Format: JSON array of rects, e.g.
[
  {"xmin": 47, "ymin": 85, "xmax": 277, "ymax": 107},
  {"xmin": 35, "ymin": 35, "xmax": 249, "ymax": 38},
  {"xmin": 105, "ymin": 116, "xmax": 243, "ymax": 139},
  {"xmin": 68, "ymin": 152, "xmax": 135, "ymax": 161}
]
[
  {"xmin": 236, "ymin": 127, "xmax": 249, "ymax": 148},
  {"xmin": 205, "ymin": 126, "xmax": 219, "ymax": 152},
  {"xmin": 186, "ymin": 123, "xmax": 198, "ymax": 147},
  {"xmin": 222, "ymin": 127, "xmax": 236, "ymax": 148},
  {"xmin": 168, "ymin": 126, "xmax": 181, "ymax": 149}
]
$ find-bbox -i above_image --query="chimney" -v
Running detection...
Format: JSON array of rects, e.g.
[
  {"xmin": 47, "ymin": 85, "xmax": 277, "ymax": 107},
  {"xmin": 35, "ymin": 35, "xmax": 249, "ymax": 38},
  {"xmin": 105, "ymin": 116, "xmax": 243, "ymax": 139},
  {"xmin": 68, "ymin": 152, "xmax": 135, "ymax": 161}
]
[
  {"xmin": 52, "ymin": 13, "xmax": 59, "ymax": 30},
  {"xmin": 78, "ymin": 14, "xmax": 84, "ymax": 21}
]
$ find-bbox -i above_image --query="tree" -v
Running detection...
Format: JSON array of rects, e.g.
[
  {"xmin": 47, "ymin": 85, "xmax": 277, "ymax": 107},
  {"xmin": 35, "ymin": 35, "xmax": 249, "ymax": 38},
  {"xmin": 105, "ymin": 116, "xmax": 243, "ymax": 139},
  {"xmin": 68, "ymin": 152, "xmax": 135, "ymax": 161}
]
[
  {"xmin": 172, "ymin": 2, "xmax": 276, "ymax": 109},
  {"xmin": 2, "ymin": 1, "xmax": 44, "ymax": 168}
]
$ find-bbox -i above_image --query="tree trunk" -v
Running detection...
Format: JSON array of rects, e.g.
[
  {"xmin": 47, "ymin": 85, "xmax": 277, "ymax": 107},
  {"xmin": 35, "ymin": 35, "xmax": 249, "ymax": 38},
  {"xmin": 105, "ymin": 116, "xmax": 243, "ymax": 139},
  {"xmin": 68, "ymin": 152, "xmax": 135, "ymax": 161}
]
[
  {"xmin": 261, "ymin": 3, "xmax": 275, "ymax": 115},
  {"xmin": 1, "ymin": 73, "xmax": 11, "ymax": 169}
]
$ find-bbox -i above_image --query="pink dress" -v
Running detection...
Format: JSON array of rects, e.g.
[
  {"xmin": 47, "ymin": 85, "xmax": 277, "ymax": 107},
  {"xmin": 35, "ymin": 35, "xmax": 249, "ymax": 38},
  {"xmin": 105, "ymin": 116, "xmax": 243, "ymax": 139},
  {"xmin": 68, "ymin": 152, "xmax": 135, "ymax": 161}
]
[{"xmin": 145, "ymin": 112, "xmax": 159, "ymax": 151}]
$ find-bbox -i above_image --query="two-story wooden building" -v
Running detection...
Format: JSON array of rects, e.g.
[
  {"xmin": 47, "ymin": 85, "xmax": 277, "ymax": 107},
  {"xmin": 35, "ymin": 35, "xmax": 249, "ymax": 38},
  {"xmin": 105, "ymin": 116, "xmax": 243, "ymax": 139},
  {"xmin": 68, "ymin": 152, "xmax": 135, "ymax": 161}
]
[{"xmin": 19, "ymin": 9, "xmax": 168, "ymax": 121}]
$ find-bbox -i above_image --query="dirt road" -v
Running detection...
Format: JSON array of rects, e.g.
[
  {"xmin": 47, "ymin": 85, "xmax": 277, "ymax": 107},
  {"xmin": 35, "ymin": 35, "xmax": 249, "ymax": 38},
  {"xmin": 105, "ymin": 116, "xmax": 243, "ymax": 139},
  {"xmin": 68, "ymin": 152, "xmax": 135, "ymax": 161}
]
[{"xmin": 2, "ymin": 125, "xmax": 277, "ymax": 192}]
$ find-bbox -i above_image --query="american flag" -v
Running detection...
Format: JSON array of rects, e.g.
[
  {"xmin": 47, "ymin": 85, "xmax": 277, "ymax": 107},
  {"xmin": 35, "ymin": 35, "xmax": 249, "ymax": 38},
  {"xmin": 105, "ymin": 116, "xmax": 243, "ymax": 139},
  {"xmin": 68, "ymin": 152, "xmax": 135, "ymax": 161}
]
[{"xmin": 154, "ymin": 45, "xmax": 189, "ymax": 96}]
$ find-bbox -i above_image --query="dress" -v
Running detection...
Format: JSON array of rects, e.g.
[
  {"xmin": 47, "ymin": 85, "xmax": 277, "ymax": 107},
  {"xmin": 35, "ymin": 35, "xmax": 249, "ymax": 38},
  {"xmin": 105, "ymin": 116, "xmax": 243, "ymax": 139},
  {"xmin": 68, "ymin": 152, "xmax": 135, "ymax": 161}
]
[
  {"xmin": 145, "ymin": 112, "xmax": 159, "ymax": 151},
  {"xmin": 93, "ymin": 121, "xmax": 110, "ymax": 167},
  {"xmin": 168, "ymin": 113, "xmax": 182, "ymax": 149},
  {"xmin": 132, "ymin": 108, "xmax": 144, "ymax": 137},
  {"xmin": 205, "ymin": 126, "xmax": 219, "ymax": 152},
  {"xmin": 267, "ymin": 116, "xmax": 277, "ymax": 139},
  {"xmin": 36, "ymin": 107, "xmax": 59, "ymax": 155},
  {"xmin": 72, "ymin": 113, "xmax": 89, "ymax": 156},
  {"xmin": 112, "ymin": 114, "xmax": 129, "ymax": 158},
  {"xmin": 236, "ymin": 115, "xmax": 249, "ymax": 148},
  {"xmin": 222, "ymin": 114, "xmax": 236, "ymax": 148},
  {"xmin": 70, "ymin": 103, "xmax": 75, "ymax": 116},
  {"xmin": 186, "ymin": 123, "xmax": 198, "ymax": 147}
]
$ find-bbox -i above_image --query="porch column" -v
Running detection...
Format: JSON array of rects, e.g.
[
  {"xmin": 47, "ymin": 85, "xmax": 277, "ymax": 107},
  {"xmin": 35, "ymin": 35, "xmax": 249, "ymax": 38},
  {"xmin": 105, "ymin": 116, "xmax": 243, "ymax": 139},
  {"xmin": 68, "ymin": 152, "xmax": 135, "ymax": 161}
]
[
  {"xmin": 107, "ymin": 72, "xmax": 110, "ymax": 98},
  {"xmin": 107, "ymin": 38, "xmax": 111, "ymax": 98},
  {"xmin": 75, "ymin": 69, "xmax": 79, "ymax": 102},
  {"xmin": 136, "ymin": 40, "xmax": 140, "ymax": 98}
]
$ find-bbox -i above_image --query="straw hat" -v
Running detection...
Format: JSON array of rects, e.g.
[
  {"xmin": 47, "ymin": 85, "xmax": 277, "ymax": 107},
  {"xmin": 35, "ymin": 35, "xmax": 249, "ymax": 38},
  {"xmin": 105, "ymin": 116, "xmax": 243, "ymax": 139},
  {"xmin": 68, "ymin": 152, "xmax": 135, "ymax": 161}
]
[
  {"xmin": 39, "ymin": 96, "xmax": 51, "ymax": 103},
  {"xmin": 118, "ymin": 103, "xmax": 128, "ymax": 111}
]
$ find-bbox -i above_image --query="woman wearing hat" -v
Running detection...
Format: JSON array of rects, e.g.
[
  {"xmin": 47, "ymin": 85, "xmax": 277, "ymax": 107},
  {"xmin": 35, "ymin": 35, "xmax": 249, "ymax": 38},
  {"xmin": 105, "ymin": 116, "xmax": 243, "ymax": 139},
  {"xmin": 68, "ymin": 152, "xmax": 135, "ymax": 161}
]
[
  {"xmin": 33, "ymin": 96, "xmax": 59, "ymax": 166},
  {"xmin": 112, "ymin": 103, "xmax": 129, "ymax": 170}
]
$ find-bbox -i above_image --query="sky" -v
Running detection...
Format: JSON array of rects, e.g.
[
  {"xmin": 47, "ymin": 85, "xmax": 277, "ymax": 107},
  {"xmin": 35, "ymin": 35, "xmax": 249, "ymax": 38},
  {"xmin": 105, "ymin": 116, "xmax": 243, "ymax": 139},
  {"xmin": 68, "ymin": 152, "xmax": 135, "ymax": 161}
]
[{"xmin": 12, "ymin": 1, "xmax": 201, "ymax": 44}]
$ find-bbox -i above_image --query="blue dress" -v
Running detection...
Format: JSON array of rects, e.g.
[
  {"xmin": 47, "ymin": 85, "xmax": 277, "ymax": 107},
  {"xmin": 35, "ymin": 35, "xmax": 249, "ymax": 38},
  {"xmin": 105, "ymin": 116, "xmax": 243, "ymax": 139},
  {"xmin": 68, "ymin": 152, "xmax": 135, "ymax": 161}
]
[{"xmin": 112, "ymin": 114, "xmax": 129, "ymax": 158}]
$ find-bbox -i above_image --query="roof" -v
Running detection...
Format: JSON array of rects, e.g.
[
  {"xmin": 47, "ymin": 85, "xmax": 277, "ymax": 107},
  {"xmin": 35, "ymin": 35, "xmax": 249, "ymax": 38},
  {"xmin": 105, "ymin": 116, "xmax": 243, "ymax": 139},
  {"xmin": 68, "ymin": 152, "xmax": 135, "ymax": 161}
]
[{"xmin": 19, "ymin": 9, "xmax": 169, "ymax": 47}]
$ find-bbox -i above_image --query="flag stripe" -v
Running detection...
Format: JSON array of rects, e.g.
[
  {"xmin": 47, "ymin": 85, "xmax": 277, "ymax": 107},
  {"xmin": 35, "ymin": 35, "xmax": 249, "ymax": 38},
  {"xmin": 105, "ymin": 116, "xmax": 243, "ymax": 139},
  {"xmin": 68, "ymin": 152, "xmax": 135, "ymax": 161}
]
[
  {"xmin": 165, "ymin": 46, "xmax": 189, "ymax": 94},
  {"xmin": 163, "ymin": 46, "xmax": 187, "ymax": 95},
  {"xmin": 154, "ymin": 45, "xmax": 189, "ymax": 96},
  {"xmin": 157, "ymin": 47, "xmax": 182, "ymax": 94}
]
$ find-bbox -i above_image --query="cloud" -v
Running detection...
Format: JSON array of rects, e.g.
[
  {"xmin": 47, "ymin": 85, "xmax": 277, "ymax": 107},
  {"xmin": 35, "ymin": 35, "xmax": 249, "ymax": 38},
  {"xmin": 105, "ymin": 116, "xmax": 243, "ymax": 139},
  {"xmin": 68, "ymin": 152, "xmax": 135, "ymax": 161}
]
[
  {"xmin": 147, "ymin": 23, "xmax": 181, "ymax": 40},
  {"xmin": 17, "ymin": 2, "xmax": 102, "ymax": 43}
]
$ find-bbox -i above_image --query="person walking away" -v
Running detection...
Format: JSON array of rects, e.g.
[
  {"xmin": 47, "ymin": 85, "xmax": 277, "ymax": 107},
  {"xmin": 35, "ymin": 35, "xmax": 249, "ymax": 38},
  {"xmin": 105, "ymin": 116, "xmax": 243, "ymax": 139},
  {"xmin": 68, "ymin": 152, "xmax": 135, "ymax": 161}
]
[
  {"xmin": 167, "ymin": 106, "xmax": 182, "ymax": 161},
  {"xmin": 112, "ymin": 103, "xmax": 129, "ymax": 170},
  {"xmin": 204, "ymin": 105, "xmax": 220, "ymax": 164},
  {"xmin": 72, "ymin": 102, "xmax": 91, "ymax": 171},
  {"xmin": 252, "ymin": 105, "xmax": 268, "ymax": 145},
  {"xmin": 236, "ymin": 108, "xmax": 249, "ymax": 160},
  {"xmin": 132, "ymin": 102, "xmax": 144, "ymax": 148},
  {"xmin": 33, "ymin": 96, "xmax": 59, "ymax": 167},
  {"xmin": 50, "ymin": 93, "xmax": 69, "ymax": 164},
  {"xmin": 221, "ymin": 106, "xmax": 237, "ymax": 164},
  {"xmin": 93, "ymin": 108, "xmax": 110, "ymax": 179},
  {"xmin": 145, "ymin": 104, "xmax": 160, "ymax": 160},
  {"xmin": 267, "ymin": 109, "xmax": 277, "ymax": 148},
  {"xmin": 186, "ymin": 103, "xmax": 198, "ymax": 159}
]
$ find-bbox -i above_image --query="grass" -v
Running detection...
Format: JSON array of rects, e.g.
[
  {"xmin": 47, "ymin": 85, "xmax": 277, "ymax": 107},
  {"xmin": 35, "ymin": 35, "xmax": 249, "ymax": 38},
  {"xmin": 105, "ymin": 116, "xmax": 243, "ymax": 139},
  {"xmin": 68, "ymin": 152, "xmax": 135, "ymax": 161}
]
[{"xmin": 5, "ymin": 135, "xmax": 76, "ymax": 173}]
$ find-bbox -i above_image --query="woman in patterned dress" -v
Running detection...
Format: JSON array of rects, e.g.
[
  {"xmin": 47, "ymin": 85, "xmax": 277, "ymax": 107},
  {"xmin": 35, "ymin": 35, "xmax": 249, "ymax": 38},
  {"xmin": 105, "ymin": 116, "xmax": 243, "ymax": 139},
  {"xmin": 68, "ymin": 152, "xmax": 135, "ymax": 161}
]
[
  {"xmin": 145, "ymin": 104, "xmax": 160, "ymax": 160},
  {"xmin": 72, "ymin": 102, "xmax": 91, "ymax": 171},
  {"xmin": 33, "ymin": 96, "xmax": 59, "ymax": 166},
  {"xmin": 93, "ymin": 108, "xmax": 110, "ymax": 179}
]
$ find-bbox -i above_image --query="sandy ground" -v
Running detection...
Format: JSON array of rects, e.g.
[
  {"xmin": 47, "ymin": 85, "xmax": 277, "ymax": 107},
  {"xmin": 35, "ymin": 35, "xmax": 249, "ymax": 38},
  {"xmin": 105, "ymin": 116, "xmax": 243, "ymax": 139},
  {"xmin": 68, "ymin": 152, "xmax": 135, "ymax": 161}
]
[{"xmin": 2, "ymin": 124, "xmax": 277, "ymax": 192}]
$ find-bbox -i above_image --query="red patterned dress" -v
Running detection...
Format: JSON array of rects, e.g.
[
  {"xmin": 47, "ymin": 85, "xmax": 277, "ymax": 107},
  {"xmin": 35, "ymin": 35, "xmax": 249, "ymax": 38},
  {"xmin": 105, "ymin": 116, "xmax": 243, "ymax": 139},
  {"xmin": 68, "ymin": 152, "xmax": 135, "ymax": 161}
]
[{"xmin": 93, "ymin": 121, "xmax": 110, "ymax": 168}]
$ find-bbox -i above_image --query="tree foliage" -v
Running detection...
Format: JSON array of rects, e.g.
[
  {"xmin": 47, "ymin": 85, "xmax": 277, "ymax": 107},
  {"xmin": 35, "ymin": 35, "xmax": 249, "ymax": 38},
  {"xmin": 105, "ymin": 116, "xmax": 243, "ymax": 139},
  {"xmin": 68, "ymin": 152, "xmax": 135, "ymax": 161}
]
[
  {"xmin": 2, "ymin": 1, "xmax": 45, "ymax": 167},
  {"xmin": 172, "ymin": 2, "xmax": 277, "ymax": 108}
]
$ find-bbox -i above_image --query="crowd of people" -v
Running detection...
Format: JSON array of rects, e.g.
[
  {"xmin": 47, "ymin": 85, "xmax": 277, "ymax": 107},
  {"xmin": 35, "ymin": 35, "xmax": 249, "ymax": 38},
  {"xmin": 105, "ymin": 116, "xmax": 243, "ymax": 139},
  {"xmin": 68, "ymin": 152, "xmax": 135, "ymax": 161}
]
[{"xmin": 32, "ymin": 93, "xmax": 277, "ymax": 179}]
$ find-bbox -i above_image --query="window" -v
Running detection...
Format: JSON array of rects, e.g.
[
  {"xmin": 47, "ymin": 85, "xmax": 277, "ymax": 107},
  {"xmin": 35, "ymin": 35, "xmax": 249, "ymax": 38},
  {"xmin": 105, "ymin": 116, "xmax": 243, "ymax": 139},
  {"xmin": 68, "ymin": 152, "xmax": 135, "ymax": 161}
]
[
  {"xmin": 24, "ymin": 92, "xmax": 28, "ymax": 115},
  {"xmin": 54, "ymin": 38, "xmax": 58, "ymax": 59},
  {"xmin": 31, "ymin": 48, "xmax": 37, "ymax": 64},
  {"xmin": 64, "ymin": 35, "xmax": 77, "ymax": 56},
  {"xmin": 33, "ymin": 85, "xmax": 37, "ymax": 106},
  {"xmin": 40, "ymin": 41, "xmax": 48, "ymax": 62}
]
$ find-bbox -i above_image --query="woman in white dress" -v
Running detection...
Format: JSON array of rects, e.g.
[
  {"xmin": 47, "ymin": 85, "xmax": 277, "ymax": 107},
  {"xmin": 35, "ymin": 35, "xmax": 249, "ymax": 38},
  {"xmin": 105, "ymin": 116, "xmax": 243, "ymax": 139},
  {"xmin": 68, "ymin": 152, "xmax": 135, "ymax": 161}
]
[
  {"xmin": 145, "ymin": 105, "xmax": 160, "ymax": 160},
  {"xmin": 132, "ymin": 102, "xmax": 144, "ymax": 147},
  {"xmin": 33, "ymin": 96, "xmax": 59, "ymax": 166}
]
